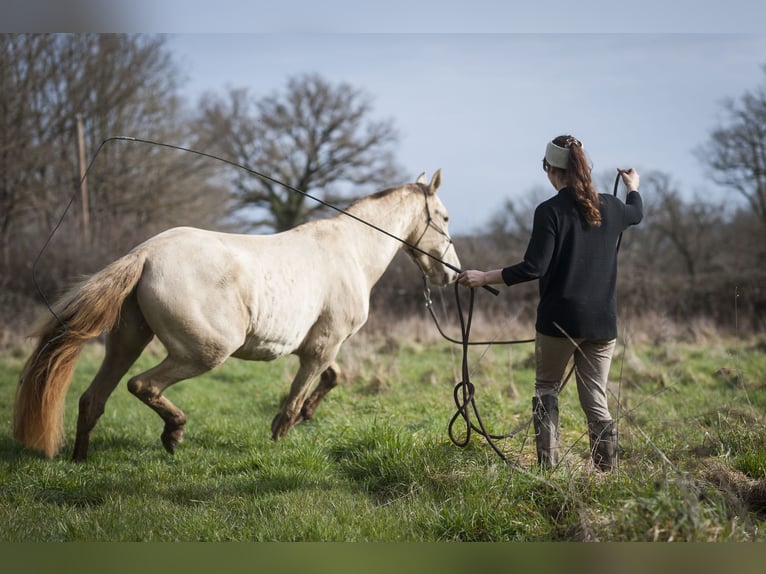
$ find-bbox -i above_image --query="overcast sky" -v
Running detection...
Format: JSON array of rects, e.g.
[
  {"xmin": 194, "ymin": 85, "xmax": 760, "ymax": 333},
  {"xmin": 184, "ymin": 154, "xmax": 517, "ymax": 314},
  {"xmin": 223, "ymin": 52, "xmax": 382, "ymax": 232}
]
[{"xmin": 5, "ymin": 2, "xmax": 766, "ymax": 234}]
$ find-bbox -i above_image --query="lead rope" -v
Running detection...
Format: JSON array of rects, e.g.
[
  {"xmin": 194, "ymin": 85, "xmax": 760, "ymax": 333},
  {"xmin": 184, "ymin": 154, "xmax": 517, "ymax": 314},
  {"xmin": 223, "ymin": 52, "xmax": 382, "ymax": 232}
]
[
  {"xmin": 447, "ymin": 284, "xmax": 521, "ymax": 465},
  {"xmin": 422, "ymin": 275, "xmax": 534, "ymax": 346},
  {"xmin": 446, "ymin": 281, "xmax": 575, "ymax": 465}
]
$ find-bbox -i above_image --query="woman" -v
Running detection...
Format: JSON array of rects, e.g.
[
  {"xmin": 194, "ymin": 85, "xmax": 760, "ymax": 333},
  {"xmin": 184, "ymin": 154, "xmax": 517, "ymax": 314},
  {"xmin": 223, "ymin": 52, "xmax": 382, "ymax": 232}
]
[{"xmin": 458, "ymin": 135, "xmax": 643, "ymax": 471}]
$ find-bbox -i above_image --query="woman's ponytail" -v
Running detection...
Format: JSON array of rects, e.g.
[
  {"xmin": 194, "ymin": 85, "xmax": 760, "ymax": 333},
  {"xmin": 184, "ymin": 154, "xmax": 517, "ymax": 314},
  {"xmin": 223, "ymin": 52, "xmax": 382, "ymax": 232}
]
[{"xmin": 551, "ymin": 135, "xmax": 602, "ymax": 227}]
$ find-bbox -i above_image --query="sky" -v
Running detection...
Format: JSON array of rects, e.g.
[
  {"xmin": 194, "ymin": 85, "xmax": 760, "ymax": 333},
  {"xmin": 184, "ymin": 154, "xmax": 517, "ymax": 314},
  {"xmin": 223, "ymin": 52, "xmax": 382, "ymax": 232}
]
[
  {"xmin": 4, "ymin": 2, "xmax": 766, "ymax": 234},
  {"xmin": 166, "ymin": 32, "xmax": 766, "ymax": 233}
]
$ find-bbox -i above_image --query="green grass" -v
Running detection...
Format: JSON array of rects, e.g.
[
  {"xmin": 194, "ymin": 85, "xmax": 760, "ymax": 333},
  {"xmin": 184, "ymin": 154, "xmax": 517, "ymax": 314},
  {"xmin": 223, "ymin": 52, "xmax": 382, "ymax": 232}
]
[{"xmin": 1, "ymin": 332, "xmax": 765, "ymax": 541}]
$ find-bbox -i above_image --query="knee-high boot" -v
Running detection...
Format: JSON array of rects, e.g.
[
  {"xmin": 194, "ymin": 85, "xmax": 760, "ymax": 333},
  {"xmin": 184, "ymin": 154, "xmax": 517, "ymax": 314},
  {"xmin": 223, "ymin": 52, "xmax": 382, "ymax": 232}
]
[
  {"xmin": 532, "ymin": 395, "xmax": 559, "ymax": 468},
  {"xmin": 588, "ymin": 419, "xmax": 618, "ymax": 472}
]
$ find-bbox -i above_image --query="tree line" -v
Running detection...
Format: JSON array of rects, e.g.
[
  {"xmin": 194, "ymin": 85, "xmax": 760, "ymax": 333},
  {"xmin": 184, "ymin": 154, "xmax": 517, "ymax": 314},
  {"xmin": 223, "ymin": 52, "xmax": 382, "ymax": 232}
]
[{"xmin": 1, "ymin": 34, "xmax": 764, "ymax": 345}]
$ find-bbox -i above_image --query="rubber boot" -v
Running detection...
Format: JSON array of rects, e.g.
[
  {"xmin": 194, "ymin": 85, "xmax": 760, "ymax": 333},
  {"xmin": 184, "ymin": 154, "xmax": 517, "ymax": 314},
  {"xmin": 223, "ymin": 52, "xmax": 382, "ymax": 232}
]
[
  {"xmin": 589, "ymin": 419, "xmax": 618, "ymax": 472},
  {"xmin": 532, "ymin": 394, "xmax": 559, "ymax": 469}
]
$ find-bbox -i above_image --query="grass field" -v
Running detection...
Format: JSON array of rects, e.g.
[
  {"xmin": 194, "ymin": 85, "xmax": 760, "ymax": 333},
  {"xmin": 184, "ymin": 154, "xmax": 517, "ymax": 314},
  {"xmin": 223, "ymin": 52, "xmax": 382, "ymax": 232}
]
[{"xmin": 1, "ymin": 323, "xmax": 765, "ymax": 542}]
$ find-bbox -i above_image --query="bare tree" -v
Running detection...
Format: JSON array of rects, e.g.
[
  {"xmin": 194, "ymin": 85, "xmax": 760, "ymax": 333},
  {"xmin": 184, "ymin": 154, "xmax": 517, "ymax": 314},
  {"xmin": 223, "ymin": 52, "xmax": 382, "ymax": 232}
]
[
  {"xmin": 0, "ymin": 35, "xmax": 58, "ymax": 271},
  {"xmin": 194, "ymin": 73, "xmax": 407, "ymax": 232},
  {"xmin": 642, "ymin": 171, "xmax": 723, "ymax": 288},
  {"xmin": 697, "ymin": 65, "xmax": 766, "ymax": 227},
  {"xmin": 0, "ymin": 34, "xmax": 230, "ymax": 341},
  {"xmin": 487, "ymin": 185, "xmax": 550, "ymax": 246},
  {"xmin": 66, "ymin": 35, "xmax": 229, "ymax": 251}
]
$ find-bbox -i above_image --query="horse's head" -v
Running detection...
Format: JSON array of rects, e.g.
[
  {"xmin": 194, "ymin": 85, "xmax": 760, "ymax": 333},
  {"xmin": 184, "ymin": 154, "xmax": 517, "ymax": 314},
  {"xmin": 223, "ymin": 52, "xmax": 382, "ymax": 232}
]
[{"xmin": 406, "ymin": 169, "xmax": 461, "ymax": 286}]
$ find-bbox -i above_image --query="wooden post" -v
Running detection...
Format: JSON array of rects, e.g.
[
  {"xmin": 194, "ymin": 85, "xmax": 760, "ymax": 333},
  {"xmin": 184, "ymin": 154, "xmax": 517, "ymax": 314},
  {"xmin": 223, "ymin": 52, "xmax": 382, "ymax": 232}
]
[{"xmin": 76, "ymin": 113, "xmax": 90, "ymax": 246}]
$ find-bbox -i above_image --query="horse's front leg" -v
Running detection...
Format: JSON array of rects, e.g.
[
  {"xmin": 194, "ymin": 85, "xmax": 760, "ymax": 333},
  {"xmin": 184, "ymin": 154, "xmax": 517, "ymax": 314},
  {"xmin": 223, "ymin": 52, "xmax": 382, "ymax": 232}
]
[
  {"xmin": 299, "ymin": 361, "xmax": 340, "ymax": 422},
  {"xmin": 272, "ymin": 355, "xmax": 337, "ymax": 440}
]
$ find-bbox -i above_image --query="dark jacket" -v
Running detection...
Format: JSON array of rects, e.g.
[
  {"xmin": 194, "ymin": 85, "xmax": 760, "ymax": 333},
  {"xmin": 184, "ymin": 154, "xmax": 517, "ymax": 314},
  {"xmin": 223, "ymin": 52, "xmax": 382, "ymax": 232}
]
[{"xmin": 501, "ymin": 187, "xmax": 643, "ymax": 339}]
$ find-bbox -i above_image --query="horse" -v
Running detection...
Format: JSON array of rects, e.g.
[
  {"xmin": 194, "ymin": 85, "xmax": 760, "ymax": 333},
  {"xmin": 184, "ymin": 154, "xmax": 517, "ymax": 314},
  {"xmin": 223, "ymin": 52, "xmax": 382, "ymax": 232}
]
[{"xmin": 12, "ymin": 170, "xmax": 460, "ymax": 461}]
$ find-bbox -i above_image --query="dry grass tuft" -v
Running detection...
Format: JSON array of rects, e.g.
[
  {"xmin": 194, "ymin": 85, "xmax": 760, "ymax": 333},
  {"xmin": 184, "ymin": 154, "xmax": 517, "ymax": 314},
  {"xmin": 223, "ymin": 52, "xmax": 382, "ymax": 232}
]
[{"xmin": 704, "ymin": 460, "xmax": 766, "ymax": 515}]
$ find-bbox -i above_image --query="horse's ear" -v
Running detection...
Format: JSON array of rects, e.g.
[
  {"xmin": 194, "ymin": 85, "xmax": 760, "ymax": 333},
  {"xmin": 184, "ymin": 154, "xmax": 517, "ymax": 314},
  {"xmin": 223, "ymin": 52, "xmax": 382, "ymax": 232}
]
[
  {"xmin": 428, "ymin": 168, "xmax": 442, "ymax": 195},
  {"xmin": 416, "ymin": 171, "xmax": 427, "ymax": 184}
]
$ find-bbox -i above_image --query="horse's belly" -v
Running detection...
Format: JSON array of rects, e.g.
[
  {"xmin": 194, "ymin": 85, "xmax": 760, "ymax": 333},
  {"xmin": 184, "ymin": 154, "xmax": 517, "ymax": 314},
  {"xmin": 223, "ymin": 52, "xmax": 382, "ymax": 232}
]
[
  {"xmin": 231, "ymin": 339, "xmax": 295, "ymax": 361},
  {"xmin": 232, "ymin": 318, "xmax": 311, "ymax": 361}
]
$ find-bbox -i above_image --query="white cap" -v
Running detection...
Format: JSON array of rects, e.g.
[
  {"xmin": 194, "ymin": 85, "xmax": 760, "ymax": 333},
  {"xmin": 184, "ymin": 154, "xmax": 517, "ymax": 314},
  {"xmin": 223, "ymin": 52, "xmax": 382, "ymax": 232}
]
[{"xmin": 545, "ymin": 141, "xmax": 570, "ymax": 169}]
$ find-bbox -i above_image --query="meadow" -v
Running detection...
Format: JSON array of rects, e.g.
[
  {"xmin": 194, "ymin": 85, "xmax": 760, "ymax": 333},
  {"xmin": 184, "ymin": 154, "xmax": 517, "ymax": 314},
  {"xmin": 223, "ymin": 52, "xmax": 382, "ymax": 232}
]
[{"xmin": 1, "ymin": 317, "xmax": 765, "ymax": 542}]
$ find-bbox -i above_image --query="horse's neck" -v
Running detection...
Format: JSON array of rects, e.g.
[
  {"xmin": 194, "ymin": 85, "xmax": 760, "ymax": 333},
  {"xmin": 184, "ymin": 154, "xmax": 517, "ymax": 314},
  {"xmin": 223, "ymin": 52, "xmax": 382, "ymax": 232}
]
[{"xmin": 340, "ymin": 188, "xmax": 419, "ymax": 287}]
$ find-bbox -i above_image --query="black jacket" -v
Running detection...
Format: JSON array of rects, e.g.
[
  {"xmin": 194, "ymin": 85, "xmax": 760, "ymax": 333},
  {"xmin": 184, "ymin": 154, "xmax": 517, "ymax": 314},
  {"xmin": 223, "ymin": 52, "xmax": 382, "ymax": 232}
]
[{"xmin": 501, "ymin": 187, "xmax": 643, "ymax": 339}]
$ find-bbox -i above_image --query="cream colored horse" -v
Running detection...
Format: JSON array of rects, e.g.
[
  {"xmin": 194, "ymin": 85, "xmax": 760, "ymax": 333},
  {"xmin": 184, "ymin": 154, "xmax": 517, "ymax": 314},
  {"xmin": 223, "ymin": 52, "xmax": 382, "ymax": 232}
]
[{"xmin": 13, "ymin": 170, "xmax": 460, "ymax": 461}]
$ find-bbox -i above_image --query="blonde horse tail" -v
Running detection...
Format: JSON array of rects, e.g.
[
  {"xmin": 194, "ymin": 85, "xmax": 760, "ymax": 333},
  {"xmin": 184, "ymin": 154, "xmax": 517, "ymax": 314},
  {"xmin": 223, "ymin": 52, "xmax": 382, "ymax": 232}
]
[{"xmin": 13, "ymin": 249, "xmax": 148, "ymax": 458}]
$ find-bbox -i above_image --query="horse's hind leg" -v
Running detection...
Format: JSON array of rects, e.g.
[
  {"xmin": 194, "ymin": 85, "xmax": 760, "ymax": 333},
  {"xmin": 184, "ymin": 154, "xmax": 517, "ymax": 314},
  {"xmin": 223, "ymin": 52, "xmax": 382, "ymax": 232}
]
[
  {"xmin": 73, "ymin": 295, "xmax": 153, "ymax": 462},
  {"xmin": 127, "ymin": 357, "xmax": 213, "ymax": 454},
  {"xmin": 299, "ymin": 362, "xmax": 340, "ymax": 422}
]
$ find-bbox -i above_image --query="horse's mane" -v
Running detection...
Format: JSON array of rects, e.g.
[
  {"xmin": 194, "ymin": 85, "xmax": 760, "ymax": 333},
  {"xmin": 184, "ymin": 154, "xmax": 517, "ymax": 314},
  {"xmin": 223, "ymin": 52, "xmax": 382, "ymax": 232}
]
[{"xmin": 347, "ymin": 183, "xmax": 420, "ymax": 210}]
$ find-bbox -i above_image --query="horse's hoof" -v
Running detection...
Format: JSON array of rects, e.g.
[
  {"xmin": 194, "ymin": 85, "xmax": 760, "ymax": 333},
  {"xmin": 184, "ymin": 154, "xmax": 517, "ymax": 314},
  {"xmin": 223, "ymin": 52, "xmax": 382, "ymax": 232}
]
[
  {"xmin": 271, "ymin": 413, "xmax": 293, "ymax": 441},
  {"xmin": 271, "ymin": 424, "xmax": 286, "ymax": 441},
  {"xmin": 71, "ymin": 441, "xmax": 88, "ymax": 462},
  {"xmin": 161, "ymin": 427, "xmax": 184, "ymax": 454}
]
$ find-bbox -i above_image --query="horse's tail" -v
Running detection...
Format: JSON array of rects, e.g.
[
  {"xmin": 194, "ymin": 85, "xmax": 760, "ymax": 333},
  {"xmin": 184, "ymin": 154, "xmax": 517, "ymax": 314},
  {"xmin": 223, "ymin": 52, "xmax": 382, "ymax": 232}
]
[{"xmin": 13, "ymin": 249, "xmax": 148, "ymax": 458}]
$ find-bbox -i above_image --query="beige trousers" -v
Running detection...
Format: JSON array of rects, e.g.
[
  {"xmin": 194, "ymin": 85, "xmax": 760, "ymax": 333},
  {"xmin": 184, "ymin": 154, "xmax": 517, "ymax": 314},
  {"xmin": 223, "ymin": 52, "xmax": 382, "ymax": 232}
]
[{"xmin": 534, "ymin": 332, "xmax": 616, "ymax": 423}]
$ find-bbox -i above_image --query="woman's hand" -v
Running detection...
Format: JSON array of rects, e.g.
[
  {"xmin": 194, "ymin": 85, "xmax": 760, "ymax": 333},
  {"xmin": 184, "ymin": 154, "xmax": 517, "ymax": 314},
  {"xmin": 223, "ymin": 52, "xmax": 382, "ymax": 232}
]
[
  {"xmin": 458, "ymin": 270, "xmax": 487, "ymax": 288},
  {"xmin": 617, "ymin": 167, "xmax": 640, "ymax": 192}
]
